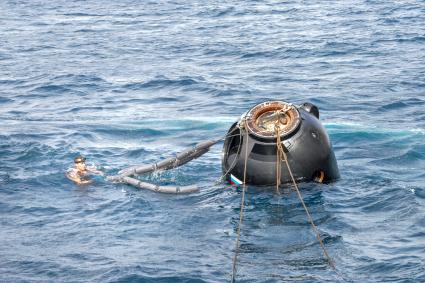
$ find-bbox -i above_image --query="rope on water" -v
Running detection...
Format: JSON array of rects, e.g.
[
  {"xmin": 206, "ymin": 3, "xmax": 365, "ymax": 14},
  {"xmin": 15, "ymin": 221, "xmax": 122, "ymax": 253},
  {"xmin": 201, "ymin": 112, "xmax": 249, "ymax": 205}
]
[
  {"xmin": 275, "ymin": 125, "xmax": 344, "ymax": 281},
  {"xmin": 231, "ymin": 119, "xmax": 248, "ymax": 283}
]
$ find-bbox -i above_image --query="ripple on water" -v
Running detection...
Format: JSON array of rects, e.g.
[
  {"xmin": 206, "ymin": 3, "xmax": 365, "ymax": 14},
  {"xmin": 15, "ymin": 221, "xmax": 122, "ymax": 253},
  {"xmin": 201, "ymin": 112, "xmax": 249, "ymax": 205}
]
[{"xmin": 0, "ymin": 0, "xmax": 425, "ymax": 282}]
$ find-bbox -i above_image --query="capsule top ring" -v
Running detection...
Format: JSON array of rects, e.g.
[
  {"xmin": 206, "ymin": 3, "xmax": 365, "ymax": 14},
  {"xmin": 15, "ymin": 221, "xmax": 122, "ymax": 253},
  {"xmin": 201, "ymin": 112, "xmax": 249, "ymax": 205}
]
[{"xmin": 244, "ymin": 101, "xmax": 301, "ymax": 139}]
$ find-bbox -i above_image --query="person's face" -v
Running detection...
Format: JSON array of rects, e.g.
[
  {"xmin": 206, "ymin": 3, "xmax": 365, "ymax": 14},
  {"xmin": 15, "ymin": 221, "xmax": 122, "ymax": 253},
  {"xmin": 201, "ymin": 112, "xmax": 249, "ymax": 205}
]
[{"xmin": 75, "ymin": 160, "xmax": 87, "ymax": 171}]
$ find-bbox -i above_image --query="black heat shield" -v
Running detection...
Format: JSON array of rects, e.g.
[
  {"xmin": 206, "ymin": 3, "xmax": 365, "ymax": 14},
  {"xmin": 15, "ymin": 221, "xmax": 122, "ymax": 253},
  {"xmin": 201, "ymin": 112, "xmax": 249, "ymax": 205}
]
[{"xmin": 222, "ymin": 101, "xmax": 340, "ymax": 186}]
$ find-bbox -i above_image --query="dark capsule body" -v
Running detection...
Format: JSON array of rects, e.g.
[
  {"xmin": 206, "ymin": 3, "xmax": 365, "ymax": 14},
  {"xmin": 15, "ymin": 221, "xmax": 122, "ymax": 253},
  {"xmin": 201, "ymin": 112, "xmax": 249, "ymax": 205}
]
[{"xmin": 222, "ymin": 101, "xmax": 340, "ymax": 186}]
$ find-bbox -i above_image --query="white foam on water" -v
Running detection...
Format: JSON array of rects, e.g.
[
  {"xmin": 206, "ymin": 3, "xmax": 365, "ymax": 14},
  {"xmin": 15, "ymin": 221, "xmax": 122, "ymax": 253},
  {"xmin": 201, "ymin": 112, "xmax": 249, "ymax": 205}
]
[{"xmin": 324, "ymin": 121, "xmax": 425, "ymax": 135}]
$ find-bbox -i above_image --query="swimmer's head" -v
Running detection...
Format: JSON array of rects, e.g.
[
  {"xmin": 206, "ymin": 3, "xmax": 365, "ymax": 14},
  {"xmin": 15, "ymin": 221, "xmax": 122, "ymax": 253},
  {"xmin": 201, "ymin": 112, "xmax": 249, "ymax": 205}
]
[
  {"xmin": 74, "ymin": 156, "xmax": 87, "ymax": 171},
  {"xmin": 74, "ymin": 155, "xmax": 86, "ymax": 164}
]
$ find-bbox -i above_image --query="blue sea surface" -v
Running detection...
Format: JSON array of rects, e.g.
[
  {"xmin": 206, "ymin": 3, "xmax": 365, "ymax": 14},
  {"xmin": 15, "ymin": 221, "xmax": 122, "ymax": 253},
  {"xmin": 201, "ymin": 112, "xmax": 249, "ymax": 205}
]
[{"xmin": 1, "ymin": 0, "xmax": 424, "ymax": 282}]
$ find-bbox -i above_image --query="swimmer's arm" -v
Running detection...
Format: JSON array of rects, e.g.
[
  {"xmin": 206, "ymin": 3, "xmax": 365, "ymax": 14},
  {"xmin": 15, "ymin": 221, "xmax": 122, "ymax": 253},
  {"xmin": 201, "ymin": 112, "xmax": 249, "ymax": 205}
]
[
  {"xmin": 87, "ymin": 166, "xmax": 105, "ymax": 176},
  {"xmin": 66, "ymin": 171, "xmax": 92, "ymax": 185}
]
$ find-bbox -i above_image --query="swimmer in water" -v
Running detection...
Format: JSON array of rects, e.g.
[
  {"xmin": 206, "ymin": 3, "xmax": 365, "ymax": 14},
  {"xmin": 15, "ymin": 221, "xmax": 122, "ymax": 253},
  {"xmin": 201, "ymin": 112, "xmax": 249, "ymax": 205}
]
[{"xmin": 66, "ymin": 155, "xmax": 104, "ymax": 185}]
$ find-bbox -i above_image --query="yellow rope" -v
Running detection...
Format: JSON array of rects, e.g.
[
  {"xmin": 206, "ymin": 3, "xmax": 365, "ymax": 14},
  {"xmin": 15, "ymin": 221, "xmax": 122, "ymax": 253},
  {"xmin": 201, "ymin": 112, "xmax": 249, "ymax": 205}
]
[
  {"xmin": 275, "ymin": 126, "xmax": 343, "ymax": 280},
  {"xmin": 231, "ymin": 119, "xmax": 249, "ymax": 283},
  {"xmin": 230, "ymin": 114, "xmax": 343, "ymax": 282},
  {"xmin": 282, "ymin": 148, "xmax": 335, "ymax": 266},
  {"xmin": 276, "ymin": 131, "xmax": 281, "ymax": 194},
  {"xmin": 274, "ymin": 109, "xmax": 289, "ymax": 194}
]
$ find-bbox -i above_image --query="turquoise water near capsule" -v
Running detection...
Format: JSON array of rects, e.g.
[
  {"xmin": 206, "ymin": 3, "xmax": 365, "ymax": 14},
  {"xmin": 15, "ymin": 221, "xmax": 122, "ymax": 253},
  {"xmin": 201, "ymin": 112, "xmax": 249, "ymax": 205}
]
[{"xmin": 1, "ymin": 1, "xmax": 424, "ymax": 282}]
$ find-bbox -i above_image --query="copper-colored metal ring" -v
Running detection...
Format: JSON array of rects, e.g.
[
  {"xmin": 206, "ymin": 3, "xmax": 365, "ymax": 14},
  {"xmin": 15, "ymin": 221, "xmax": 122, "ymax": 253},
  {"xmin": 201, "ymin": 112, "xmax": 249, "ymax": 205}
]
[{"xmin": 245, "ymin": 101, "xmax": 301, "ymax": 138}]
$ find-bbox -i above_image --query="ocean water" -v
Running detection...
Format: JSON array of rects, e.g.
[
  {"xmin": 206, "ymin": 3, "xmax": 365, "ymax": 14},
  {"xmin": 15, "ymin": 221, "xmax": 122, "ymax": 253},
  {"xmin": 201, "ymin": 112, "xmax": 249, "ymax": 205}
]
[{"xmin": 1, "ymin": 0, "xmax": 424, "ymax": 282}]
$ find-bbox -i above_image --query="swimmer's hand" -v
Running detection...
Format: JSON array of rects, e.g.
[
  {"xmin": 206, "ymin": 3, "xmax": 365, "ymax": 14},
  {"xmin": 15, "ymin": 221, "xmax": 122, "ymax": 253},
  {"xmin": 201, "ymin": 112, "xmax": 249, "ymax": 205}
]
[
  {"xmin": 86, "ymin": 165, "xmax": 105, "ymax": 176},
  {"xmin": 66, "ymin": 170, "xmax": 93, "ymax": 185},
  {"xmin": 78, "ymin": 179, "xmax": 93, "ymax": 185}
]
